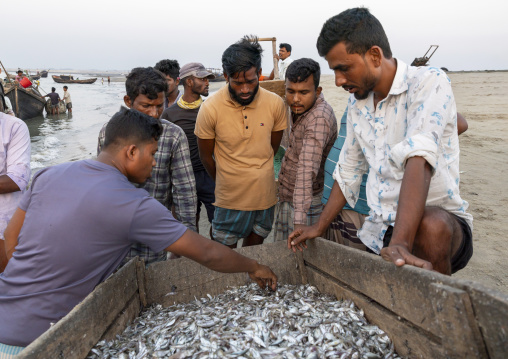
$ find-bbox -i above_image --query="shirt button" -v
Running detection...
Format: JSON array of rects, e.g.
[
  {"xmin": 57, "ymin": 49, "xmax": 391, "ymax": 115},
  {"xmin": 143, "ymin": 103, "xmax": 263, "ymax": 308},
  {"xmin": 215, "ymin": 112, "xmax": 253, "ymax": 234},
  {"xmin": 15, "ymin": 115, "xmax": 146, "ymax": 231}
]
[
  {"xmin": 246, "ymin": 126, "xmax": 248, "ymax": 129},
  {"xmin": 244, "ymin": 116, "xmax": 247, "ymax": 119}
]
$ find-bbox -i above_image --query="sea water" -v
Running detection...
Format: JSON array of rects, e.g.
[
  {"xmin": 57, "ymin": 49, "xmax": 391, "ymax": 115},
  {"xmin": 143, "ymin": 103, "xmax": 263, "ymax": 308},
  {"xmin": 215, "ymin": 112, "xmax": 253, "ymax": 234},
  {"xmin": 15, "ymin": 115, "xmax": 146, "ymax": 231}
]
[{"xmin": 25, "ymin": 76, "xmax": 225, "ymax": 176}]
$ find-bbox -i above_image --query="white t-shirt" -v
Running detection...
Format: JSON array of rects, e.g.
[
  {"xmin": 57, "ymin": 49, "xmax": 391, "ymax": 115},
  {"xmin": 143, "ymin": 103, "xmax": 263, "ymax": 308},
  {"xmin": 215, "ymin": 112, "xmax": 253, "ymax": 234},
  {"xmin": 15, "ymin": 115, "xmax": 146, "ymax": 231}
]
[
  {"xmin": 279, "ymin": 57, "xmax": 294, "ymax": 79},
  {"xmin": 62, "ymin": 91, "xmax": 72, "ymax": 103}
]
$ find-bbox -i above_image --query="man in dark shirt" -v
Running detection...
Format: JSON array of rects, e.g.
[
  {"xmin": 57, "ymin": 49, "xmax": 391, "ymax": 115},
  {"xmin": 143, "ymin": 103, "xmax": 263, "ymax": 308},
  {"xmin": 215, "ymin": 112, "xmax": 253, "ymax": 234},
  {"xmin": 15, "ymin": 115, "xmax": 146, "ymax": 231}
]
[
  {"xmin": 44, "ymin": 87, "xmax": 61, "ymax": 115},
  {"xmin": 161, "ymin": 62, "xmax": 215, "ymax": 233}
]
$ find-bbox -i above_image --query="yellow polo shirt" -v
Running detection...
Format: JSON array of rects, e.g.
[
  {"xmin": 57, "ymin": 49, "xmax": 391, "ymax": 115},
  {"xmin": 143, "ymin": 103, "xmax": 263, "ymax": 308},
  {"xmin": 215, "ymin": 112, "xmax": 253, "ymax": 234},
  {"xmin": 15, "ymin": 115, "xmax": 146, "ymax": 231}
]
[{"xmin": 195, "ymin": 86, "xmax": 288, "ymax": 211}]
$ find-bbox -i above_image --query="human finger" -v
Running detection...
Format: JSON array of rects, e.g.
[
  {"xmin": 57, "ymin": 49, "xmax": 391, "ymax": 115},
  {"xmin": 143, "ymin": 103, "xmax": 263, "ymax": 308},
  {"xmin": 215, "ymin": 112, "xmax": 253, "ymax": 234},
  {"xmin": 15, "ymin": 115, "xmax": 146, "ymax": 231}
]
[
  {"xmin": 400, "ymin": 251, "xmax": 433, "ymax": 270},
  {"xmin": 380, "ymin": 246, "xmax": 406, "ymax": 267}
]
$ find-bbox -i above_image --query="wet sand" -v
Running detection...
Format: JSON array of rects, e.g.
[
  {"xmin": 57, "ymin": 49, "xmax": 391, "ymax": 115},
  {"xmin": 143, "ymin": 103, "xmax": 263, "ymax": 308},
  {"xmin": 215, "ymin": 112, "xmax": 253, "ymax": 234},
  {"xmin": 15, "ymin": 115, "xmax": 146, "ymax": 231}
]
[{"xmin": 200, "ymin": 71, "xmax": 508, "ymax": 294}]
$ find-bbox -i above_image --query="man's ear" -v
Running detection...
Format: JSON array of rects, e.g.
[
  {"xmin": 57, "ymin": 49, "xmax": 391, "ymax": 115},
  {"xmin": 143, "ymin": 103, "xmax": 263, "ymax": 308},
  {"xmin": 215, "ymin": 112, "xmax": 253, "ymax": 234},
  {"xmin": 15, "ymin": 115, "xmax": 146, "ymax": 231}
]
[
  {"xmin": 316, "ymin": 86, "xmax": 322, "ymax": 96},
  {"xmin": 175, "ymin": 78, "xmax": 180, "ymax": 86},
  {"xmin": 258, "ymin": 68, "xmax": 263, "ymax": 78},
  {"xmin": 125, "ymin": 144, "xmax": 138, "ymax": 160},
  {"xmin": 368, "ymin": 46, "xmax": 383, "ymax": 67},
  {"xmin": 124, "ymin": 95, "xmax": 133, "ymax": 108},
  {"xmin": 224, "ymin": 72, "xmax": 229, "ymax": 83}
]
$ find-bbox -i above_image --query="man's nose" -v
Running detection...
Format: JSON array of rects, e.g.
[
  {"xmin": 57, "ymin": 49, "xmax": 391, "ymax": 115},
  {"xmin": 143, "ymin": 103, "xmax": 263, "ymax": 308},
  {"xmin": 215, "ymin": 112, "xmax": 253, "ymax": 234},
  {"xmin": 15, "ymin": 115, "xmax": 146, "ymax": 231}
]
[
  {"xmin": 204, "ymin": 78, "xmax": 209, "ymax": 85},
  {"xmin": 241, "ymin": 84, "xmax": 250, "ymax": 93},
  {"xmin": 335, "ymin": 72, "xmax": 347, "ymax": 87},
  {"xmin": 148, "ymin": 106, "xmax": 158, "ymax": 118}
]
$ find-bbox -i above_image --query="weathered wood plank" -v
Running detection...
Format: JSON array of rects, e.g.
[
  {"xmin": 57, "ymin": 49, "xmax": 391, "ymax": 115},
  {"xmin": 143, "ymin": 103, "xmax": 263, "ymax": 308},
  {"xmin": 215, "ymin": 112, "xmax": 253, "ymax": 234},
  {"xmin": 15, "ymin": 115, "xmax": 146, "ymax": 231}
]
[
  {"xmin": 145, "ymin": 240, "xmax": 301, "ymax": 306},
  {"xmin": 459, "ymin": 280, "xmax": 508, "ymax": 359},
  {"xmin": 100, "ymin": 294, "xmax": 141, "ymax": 341},
  {"xmin": 306, "ymin": 266, "xmax": 445, "ymax": 359},
  {"xmin": 260, "ymin": 80, "xmax": 285, "ymax": 98},
  {"xmin": 18, "ymin": 259, "xmax": 140, "ymax": 359},
  {"xmin": 302, "ymin": 238, "xmax": 487, "ymax": 357}
]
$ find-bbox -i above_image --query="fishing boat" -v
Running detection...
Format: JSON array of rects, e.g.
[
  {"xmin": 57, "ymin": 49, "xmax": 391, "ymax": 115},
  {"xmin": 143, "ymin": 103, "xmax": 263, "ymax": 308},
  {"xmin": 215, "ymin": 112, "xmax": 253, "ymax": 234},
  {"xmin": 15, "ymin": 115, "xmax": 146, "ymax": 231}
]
[
  {"xmin": 40, "ymin": 70, "xmax": 49, "ymax": 78},
  {"xmin": 52, "ymin": 75, "xmax": 97, "ymax": 84},
  {"xmin": 206, "ymin": 68, "xmax": 226, "ymax": 82},
  {"xmin": 4, "ymin": 83, "xmax": 46, "ymax": 120}
]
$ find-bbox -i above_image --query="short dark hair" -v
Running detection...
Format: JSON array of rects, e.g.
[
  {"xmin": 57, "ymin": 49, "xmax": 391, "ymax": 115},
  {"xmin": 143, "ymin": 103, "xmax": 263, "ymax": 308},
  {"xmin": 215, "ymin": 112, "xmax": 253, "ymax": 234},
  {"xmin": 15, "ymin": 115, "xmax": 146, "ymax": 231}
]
[
  {"xmin": 17, "ymin": 70, "xmax": 23, "ymax": 74},
  {"xmin": 280, "ymin": 43, "xmax": 292, "ymax": 53},
  {"xmin": 285, "ymin": 58, "xmax": 321, "ymax": 89},
  {"xmin": 51, "ymin": 87, "xmax": 56, "ymax": 92},
  {"xmin": 125, "ymin": 67, "xmax": 168, "ymax": 101},
  {"xmin": 154, "ymin": 59, "xmax": 180, "ymax": 80},
  {"xmin": 317, "ymin": 7, "xmax": 392, "ymax": 59},
  {"xmin": 63, "ymin": 86, "xmax": 68, "ymax": 89},
  {"xmin": 222, "ymin": 35, "xmax": 263, "ymax": 78},
  {"xmin": 104, "ymin": 107, "xmax": 162, "ymax": 149}
]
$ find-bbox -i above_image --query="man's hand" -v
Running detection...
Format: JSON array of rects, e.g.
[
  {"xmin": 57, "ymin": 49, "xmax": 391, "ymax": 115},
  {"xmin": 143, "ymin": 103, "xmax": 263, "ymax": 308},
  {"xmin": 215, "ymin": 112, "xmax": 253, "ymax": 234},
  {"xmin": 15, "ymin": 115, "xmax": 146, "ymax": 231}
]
[
  {"xmin": 287, "ymin": 224, "xmax": 321, "ymax": 252},
  {"xmin": 248, "ymin": 263, "xmax": 277, "ymax": 291},
  {"xmin": 380, "ymin": 244, "xmax": 433, "ymax": 270},
  {"xmin": 273, "ymin": 54, "xmax": 280, "ymax": 61}
]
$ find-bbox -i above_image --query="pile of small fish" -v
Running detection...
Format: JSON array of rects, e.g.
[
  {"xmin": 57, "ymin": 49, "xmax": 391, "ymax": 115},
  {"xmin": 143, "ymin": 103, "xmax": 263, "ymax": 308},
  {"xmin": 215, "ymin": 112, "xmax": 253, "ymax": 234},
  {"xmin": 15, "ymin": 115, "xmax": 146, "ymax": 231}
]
[{"xmin": 88, "ymin": 283, "xmax": 399, "ymax": 359}]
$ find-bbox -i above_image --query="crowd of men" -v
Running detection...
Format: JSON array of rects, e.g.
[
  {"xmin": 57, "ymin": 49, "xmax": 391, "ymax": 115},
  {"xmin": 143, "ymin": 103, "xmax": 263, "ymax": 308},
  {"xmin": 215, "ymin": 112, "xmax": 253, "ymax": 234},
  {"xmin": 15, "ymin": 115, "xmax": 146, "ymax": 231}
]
[{"xmin": 0, "ymin": 7, "xmax": 473, "ymax": 355}]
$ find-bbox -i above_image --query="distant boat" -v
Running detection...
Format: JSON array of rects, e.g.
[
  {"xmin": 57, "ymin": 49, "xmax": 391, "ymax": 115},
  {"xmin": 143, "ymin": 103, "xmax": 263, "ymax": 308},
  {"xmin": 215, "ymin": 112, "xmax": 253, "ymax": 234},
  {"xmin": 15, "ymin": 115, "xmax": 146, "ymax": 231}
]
[
  {"xmin": 52, "ymin": 75, "xmax": 97, "ymax": 84},
  {"xmin": 4, "ymin": 83, "xmax": 46, "ymax": 120},
  {"xmin": 206, "ymin": 68, "xmax": 226, "ymax": 82},
  {"xmin": 40, "ymin": 70, "xmax": 49, "ymax": 78}
]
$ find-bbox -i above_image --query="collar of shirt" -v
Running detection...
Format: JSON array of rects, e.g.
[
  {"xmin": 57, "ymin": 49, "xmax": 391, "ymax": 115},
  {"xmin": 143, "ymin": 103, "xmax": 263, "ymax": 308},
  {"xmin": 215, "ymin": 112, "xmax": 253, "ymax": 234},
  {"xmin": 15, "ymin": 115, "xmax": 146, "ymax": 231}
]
[{"xmin": 353, "ymin": 58, "xmax": 408, "ymax": 113}]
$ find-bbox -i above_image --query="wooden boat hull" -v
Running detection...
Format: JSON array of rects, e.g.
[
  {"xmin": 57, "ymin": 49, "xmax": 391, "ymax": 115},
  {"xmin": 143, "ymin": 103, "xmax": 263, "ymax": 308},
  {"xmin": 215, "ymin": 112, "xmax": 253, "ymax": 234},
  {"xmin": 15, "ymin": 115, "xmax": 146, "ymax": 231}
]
[
  {"xmin": 16, "ymin": 238, "xmax": 508, "ymax": 359},
  {"xmin": 4, "ymin": 85, "xmax": 46, "ymax": 120},
  {"xmin": 52, "ymin": 75, "xmax": 97, "ymax": 84},
  {"xmin": 44, "ymin": 100, "xmax": 66, "ymax": 114},
  {"xmin": 40, "ymin": 71, "xmax": 49, "ymax": 78}
]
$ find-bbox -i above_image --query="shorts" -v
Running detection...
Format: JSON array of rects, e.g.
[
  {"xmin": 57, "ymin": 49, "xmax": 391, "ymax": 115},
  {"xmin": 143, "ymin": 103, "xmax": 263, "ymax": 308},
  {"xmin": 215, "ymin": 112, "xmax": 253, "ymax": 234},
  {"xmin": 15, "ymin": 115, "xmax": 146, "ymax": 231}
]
[
  {"xmin": 194, "ymin": 170, "xmax": 215, "ymax": 223},
  {"xmin": 381, "ymin": 213, "xmax": 473, "ymax": 274},
  {"xmin": 51, "ymin": 103, "xmax": 59, "ymax": 109},
  {"xmin": 325, "ymin": 209, "xmax": 368, "ymax": 251},
  {"xmin": 0, "ymin": 342, "xmax": 24, "ymax": 359},
  {"xmin": 66, "ymin": 102, "xmax": 72, "ymax": 109},
  {"xmin": 274, "ymin": 193, "xmax": 323, "ymax": 242},
  {"xmin": 212, "ymin": 205, "xmax": 275, "ymax": 246}
]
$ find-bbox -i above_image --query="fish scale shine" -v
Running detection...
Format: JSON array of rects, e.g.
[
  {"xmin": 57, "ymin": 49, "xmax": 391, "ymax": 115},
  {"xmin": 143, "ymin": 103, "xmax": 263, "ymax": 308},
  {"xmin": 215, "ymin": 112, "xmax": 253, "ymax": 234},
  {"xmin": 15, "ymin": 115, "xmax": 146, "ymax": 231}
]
[{"xmin": 88, "ymin": 284, "xmax": 399, "ymax": 359}]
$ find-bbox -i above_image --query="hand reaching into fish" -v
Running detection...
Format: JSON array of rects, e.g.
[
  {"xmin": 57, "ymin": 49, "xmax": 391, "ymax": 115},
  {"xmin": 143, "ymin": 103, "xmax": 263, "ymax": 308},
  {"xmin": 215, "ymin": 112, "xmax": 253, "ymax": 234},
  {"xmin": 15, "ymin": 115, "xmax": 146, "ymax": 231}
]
[{"xmin": 248, "ymin": 263, "xmax": 278, "ymax": 291}]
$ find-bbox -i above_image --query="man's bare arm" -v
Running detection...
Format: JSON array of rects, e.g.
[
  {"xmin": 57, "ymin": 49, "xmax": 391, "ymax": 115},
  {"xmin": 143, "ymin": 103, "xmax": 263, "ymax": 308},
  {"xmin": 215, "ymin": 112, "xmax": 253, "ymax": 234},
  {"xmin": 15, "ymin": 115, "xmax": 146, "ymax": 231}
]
[
  {"xmin": 1, "ymin": 208, "xmax": 25, "ymax": 271},
  {"xmin": 457, "ymin": 112, "xmax": 468, "ymax": 135},
  {"xmin": 270, "ymin": 130, "xmax": 284, "ymax": 156},
  {"xmin": 288, "ymin": 181, "xmax": 347, "ymax": 252},
  {"xmin": 380, "ymin": 156, "xmax": 433, "ymax": 270},
  {"xmin": 167, "ymin": 230, "xmax": 277, "ymax": 290},
  {"xmin": 0, "ymin": 175, "xmax": 21, "ymax": 194},
  {"xmin": 197, "ymin": 138, "xmax": 216, "ymax": 181}
]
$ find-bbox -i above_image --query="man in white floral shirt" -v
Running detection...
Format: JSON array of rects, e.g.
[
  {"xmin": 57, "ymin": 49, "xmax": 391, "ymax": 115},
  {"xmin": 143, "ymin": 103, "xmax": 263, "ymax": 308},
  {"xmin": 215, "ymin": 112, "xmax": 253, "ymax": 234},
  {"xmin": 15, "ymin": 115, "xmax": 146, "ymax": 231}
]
[{"xmin": 288, "ymin": 7, "xmax": 472, "ymax": 275}]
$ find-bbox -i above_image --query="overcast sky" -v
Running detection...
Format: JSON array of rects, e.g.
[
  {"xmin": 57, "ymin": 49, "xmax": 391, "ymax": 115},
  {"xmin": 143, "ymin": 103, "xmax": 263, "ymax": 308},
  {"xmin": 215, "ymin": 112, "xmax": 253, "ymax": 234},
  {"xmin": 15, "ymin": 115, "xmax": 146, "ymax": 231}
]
[{"xmin": 3, "ymin": 0, "xmax": 507, "ymax": 74}]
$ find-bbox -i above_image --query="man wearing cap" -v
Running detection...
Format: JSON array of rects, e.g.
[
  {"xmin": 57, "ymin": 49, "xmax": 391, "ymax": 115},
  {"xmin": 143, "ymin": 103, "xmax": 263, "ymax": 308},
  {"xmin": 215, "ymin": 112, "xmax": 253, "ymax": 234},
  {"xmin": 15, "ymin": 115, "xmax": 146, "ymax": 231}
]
[{"xmin": 162, "ymin": 63, "xmax": 216, "ymax": 233}]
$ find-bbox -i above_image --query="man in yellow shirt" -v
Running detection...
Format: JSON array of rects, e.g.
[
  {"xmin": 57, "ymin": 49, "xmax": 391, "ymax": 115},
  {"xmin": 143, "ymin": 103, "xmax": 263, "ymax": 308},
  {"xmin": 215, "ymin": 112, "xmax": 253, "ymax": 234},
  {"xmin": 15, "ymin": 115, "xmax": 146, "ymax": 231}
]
[{"xmin": 195, "ymin": 36, "xmax": 288, "ymax": 249}]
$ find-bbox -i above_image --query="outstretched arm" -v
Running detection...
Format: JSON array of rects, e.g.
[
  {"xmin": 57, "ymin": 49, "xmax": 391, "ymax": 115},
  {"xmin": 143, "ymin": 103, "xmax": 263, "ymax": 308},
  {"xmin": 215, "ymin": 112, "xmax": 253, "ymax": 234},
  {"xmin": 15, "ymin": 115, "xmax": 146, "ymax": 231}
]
[
  {"xmin": 167, "ymin": 229, "xmax": 277, "ymax": 290},
  {"xmin": 288, "ymin": 181, "xmax": 347, "ymax": 252}
]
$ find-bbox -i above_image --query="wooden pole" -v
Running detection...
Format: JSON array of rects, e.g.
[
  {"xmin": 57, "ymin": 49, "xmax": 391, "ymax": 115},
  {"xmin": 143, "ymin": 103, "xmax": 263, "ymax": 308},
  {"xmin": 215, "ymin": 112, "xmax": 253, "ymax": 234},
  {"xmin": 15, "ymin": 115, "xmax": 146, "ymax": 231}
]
[
  {"xmin": 272, "ymin": 39, "xmax": 279, "ymax": 80},
  {"xmin": 0, "ymin": 61, "xmax": 12, "ymax": 84},
  {"xmin": 14, "ymin": 86, "xmax": 19, "ymax": 117},
  {"xmin": 249, "ymin": 37, "xmax": 280, "ymax": 79}
]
